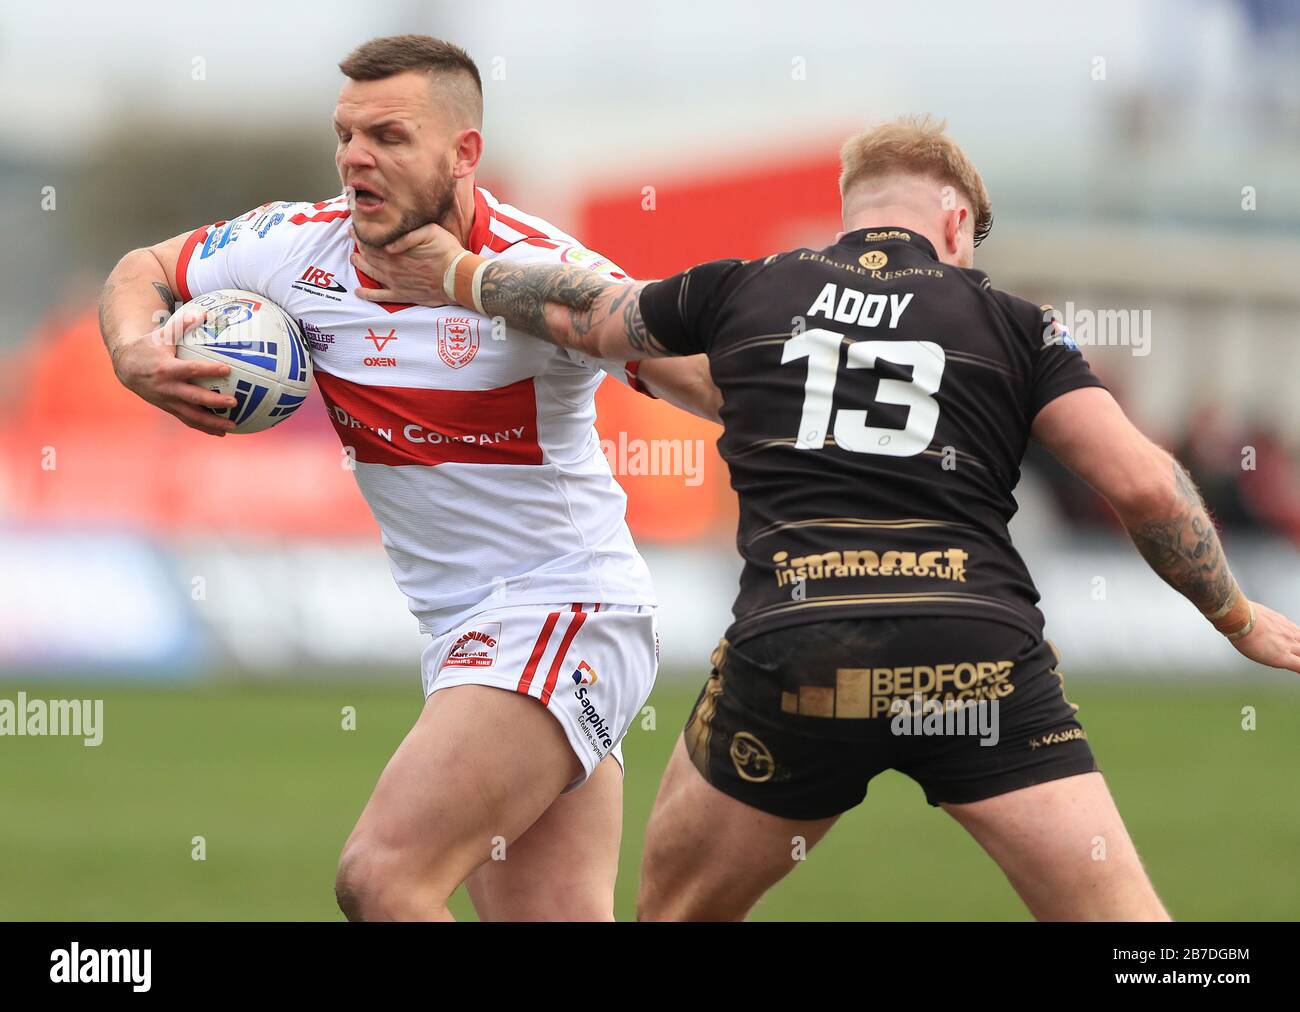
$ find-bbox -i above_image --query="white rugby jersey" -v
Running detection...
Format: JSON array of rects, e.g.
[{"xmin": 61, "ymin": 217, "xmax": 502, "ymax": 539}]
[{"xmin": 178, "ymin": 186, "xmax": 657, "ymax": 634}]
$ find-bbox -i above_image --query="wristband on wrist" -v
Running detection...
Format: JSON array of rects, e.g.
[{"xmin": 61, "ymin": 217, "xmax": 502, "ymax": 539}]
[
  {"xmin": 442, "ymin": 251, "xmax": 468, "ymax": 304},
  {"xmin": 444, "ymin": 252, "xmax": 488, "ymax": 313},
  {"xmin": 1206, "ymin": 592, "xmax": 1254, "ymax": 639},
  {"xmin": 469, "ymin": 258, "xmax": 489, "ymax": 316},
  {"xmin": 1223, "ymin": 601, "xmax": 1256, "ymax": 641}
]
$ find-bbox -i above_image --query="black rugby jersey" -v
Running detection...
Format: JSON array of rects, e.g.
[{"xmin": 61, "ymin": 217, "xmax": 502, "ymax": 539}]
[{"xmin": 638, "ymin": 228, "xmax": 1103, "ymax": 644}]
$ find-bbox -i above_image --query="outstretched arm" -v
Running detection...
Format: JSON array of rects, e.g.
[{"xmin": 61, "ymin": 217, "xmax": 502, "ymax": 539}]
[
  {"xmin": 1032, "ymin": 386, "xmax": 1300, "ymax": 673},
  {"xmin": 476, "ymin": 264, "xmax": 672, "ymax": 360},
  {"xmin": 351, "ymin": 222, "xmax": 676, "ymax": 360}
]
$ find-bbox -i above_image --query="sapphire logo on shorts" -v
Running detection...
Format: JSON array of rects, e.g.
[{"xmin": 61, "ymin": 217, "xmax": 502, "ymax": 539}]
[
  {"xmin": 571, "ymin": 660, "xmax": 598, "ymax": 686},
  {"xmin": 573, "ymin": 679, "xmax": 614, "ymax": 757},
  {"xmin": 442, "ymin": 622, "xmax": 501, "ymax": 668}
]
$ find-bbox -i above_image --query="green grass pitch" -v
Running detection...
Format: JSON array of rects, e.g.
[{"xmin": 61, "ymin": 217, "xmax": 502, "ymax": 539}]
[{"xmin": 1, "ymin": 675, "xmax": 1296, "ymax": 920}]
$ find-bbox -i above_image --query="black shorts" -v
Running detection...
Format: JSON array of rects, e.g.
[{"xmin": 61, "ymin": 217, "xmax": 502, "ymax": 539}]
[{"xmin": 682, "ymin": 617, "xmax": 1098, "ymax": 820}]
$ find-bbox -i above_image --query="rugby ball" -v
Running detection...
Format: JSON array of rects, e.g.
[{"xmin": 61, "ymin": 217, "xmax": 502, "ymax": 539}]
[{"xmin": 175, "ymin": 289, "xmax": 312, "ymax": 433}]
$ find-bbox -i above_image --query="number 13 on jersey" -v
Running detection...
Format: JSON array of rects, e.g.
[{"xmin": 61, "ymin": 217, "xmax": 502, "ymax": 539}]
[{"xmin": 781, "ymin": 328, "xmax": 946, "ymax": 457}]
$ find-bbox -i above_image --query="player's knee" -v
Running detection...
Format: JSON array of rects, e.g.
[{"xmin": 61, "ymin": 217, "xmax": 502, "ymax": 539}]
[
  {"xmin": 637, "ymin": 832, "xmax": 698, "ymax": 921},
  {"xmin": 637, "ymin": 869, "xmax": 745, "ymax": 922},
  {"xmin": 335, "ymin": 838, "xmax": 448, "ymax": 922},
  {"xmin": 335, "ymin": 843, "xmax": 380, "ymax": 921},
  {"xmin": 634, "ymin": 877, "xmax": 672, "ymax": 921}
]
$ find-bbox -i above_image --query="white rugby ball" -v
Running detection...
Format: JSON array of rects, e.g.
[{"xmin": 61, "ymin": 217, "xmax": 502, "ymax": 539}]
[{"xmin": 174, "ymin": 289, "xmax": 312, "ymax": 434}]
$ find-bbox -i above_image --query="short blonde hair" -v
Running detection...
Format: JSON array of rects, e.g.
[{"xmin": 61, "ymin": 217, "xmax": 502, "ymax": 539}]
[{"xmin": 839, "ymin": 115, "xmax": 992, "ymax": 245}]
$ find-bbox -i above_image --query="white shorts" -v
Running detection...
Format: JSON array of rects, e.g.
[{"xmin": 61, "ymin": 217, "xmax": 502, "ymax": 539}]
[{"xmin": 421, "ymin": 601, "xmax": 659, "ymax": 790}]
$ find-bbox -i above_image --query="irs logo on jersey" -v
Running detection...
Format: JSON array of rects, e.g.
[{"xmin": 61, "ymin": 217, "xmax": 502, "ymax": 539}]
[
  {"xmin": 438, "ymin": 316, "xmax": 481, "ymax": 369},
  {"xmin": 293, "ymin": 264, "xmax": 347, "ymax": 300}
]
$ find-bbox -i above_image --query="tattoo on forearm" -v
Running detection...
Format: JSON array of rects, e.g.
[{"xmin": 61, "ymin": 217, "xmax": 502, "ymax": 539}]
[
  {"xmin": 478, "ymin": 263, "xmax": 672, "ymax": 356},
  {"xmin": 1129, "ymin": 461, "xmax": 1238, "ymax": 615},
  {"xmin": 478, "ymin": 262, "xmax": 603, "ymax": 344},
  {"xmin": 608, "ymin": 284, "xmax": 671, "ymax": 356}
]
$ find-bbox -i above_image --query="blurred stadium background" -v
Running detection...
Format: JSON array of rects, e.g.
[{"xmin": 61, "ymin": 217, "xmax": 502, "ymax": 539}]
[{"xmin": 1, "ymin": 0, "xmax": 1298, "ymax": 919}]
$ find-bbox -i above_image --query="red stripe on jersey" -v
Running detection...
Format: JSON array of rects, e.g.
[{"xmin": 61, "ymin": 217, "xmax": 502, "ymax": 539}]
[
  {"xmin": 540, "ymin": 610, "xmax": 588, "ymax": 706},
  {"xmin": 491, "ymin": 208, "xmax": 548, "ymax": 241},
  {"xmin": 521, "ymin": 237, "xmax": 561, "ymax": 250},
  {"xmin": 175, "ymin": 223, "xmax": 217, "ymax": 303},
  {"xmin": 352, "ymin": 244, "xmax": 417, "ymax": 314},
  {"xmin": 517, "ymin": 611, "xmax": 561, "ymax": 695},
  {"xmin": 466, "ymin": 187, "xmax": 493, "ymax": 253},
  {"xmin": 314, "ymin": 370, "xmax": 544, "ymax": 467},
  {"xmin": 289, "ymin": 208, "xmax": 350, "ymax": 226}
]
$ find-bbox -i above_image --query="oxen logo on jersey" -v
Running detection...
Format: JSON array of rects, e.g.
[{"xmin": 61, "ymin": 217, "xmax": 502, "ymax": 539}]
[
  {"xmin": 365, "ymin": 328, "xmax": 396, "ymax": 352},
  {"xmin": 363, "ymin": 328, "xmax": 397, "ymax": 367},
  {"xmin": 443, "ymin": 623, "xmax": 501, "ymax": 668},
  {"xmin": 571, "ymin": 661, "xmax": 599, "ymax": 686},
  {"xmin": 859, "ymin": 250, "xmax": 889, "ymax": 270},
  {"xmin": 437, "ymin": 316, "xmax": 481, "ymax": 369}
]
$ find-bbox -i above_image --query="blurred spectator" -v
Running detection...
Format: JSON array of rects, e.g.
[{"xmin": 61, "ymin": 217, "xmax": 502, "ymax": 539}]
[{"xmin": 1175, "ymin": 403, "xmax": 1259, "ymax": 530}]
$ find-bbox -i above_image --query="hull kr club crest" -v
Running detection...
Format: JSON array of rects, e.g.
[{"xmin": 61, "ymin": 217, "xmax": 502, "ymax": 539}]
[{"xmin": 437, "ymin": 316, "xmax": 481, "ymax": 369}]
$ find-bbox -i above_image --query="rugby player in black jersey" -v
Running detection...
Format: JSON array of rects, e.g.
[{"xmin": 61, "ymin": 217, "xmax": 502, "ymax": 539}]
[{"xmin": 352, "ymin": 115, "xmax": 1300, "ymax": 921}]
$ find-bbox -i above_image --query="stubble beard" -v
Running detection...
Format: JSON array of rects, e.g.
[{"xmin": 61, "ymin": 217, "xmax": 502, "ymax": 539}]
[{"xmin": 355, "ymin": 171, "xmax": 457, "ymax": 249}]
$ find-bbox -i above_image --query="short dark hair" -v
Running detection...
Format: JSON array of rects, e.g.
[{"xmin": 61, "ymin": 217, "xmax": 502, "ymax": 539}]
[{"xmin": 339, "ymin": 34, "xmax": 481, "ymax": 94}]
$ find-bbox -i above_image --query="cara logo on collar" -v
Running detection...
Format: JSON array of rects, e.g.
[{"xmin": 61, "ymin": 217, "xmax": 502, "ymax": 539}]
[{"xmin": 438, "ymin": 316, "xmax": 482, "ymax": 369}]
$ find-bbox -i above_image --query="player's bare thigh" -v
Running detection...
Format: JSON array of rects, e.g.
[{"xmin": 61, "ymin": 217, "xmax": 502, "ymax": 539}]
[
  {"xmin": 464, "ymin": 754, "xmax": 623, "ymax": 922},
  {"xmin": 638, "ymin": 736, "xmax": 838, "ymax": 921},
  {"xmin": 336, "ymin": 684, "xmax": 582, "ymax": 921},
  {"xmin": 941, "ymin": 771, "xmax": 1170, "ymax": 921}
]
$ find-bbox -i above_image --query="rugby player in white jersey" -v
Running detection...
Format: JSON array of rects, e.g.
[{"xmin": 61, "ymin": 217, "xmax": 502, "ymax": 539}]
[{"xmin": 98, "ymin": 35, "xmax": 720, "ymax": 921}]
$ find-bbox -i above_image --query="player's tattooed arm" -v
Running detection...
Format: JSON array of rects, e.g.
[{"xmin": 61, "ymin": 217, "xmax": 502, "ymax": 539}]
[
  {"xmin": 1127, "ymin": 461, "xmax": 1241, "ymax": 618},
  {"xmin": 99, "ymin": 239, "xmax": 237, "ymax": 436},
  {"xmin": 1033, "ymin": 388, "xmax": 1300, "ymax": 669},
  {"xmin": 476, "ymin": 262, "xmax": 675, "ymax": 360},
  {"xmin": 153, "ymin": 281, "xmax": 177, "ymax": 313},
  {"xmin": 352, "ymin": 220, "xmax": 675, "ymax": 358}
]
